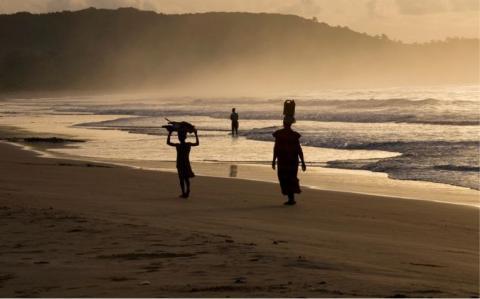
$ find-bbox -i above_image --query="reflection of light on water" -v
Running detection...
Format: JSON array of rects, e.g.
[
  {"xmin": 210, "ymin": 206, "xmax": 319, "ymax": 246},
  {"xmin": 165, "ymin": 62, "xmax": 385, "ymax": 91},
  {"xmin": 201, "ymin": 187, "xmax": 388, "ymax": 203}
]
[
  {"xmin": 0, "ymin": 88, "xmax": 479, "ymax": 202},
  {"xmin": 1, "ymin": 113, "xmax": 395, "ymax": 164}
]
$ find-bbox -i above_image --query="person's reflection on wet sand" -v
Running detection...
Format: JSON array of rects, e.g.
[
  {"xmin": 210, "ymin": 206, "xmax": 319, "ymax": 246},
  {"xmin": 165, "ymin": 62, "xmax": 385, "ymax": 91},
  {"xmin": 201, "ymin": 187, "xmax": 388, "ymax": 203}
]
[{"xmin": 229, "ymin": 164, "xmax": 238, "ymax": 178}]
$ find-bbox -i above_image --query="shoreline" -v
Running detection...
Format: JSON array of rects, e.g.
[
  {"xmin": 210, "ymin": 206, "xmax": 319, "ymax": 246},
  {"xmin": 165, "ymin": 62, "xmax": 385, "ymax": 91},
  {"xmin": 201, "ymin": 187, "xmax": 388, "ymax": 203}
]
[
  {"xmin": 0, "ymin": 122, "xmax": 478, "ymax": 207},
  {"xmin": 80, "ymin": 122, "xmax": 480, "ymax": 191},
  {"xmin": 4, "ymin": 135, "xmax": 479, "ymax": 208},
  {"xmin": 1, "ymin": 111, "xmax": 478, "ymax": 192},
  {"xmin": 4, "ymin": 136, "xmax": 480, "ymax": 208},
  {"xmin": 0, "ymin": 139, "xmax": 478, "ymax": 297},
  {"xmin": 1, "ymin": 91, "xmax": 479, "ymax": 192}
]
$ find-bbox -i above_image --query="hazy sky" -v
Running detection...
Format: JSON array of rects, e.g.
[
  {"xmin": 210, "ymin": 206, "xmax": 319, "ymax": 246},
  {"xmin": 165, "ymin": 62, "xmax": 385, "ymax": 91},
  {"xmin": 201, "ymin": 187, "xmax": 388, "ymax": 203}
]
[{"xmin": 0, "ymin": 0, "xmax": 478, "ymax": 42}]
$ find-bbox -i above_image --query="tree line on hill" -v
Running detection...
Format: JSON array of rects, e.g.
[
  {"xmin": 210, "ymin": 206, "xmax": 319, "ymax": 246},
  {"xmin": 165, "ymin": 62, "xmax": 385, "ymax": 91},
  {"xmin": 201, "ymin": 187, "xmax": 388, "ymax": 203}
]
[{"xmin": 0, "ymin": 7, "xmax": 478, "ymax": 95}]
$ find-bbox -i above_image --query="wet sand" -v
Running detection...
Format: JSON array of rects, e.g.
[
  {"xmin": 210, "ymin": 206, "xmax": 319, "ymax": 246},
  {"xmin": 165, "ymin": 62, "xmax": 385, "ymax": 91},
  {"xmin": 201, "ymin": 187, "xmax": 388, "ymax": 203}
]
[{"xmin": 0, "ymin": 141, "xmax": 478, "ymax": 297}]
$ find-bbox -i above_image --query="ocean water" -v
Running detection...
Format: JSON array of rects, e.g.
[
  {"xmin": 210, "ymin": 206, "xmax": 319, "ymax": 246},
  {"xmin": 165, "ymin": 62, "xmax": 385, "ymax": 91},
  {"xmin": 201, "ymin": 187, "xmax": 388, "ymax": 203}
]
[{"xmin": 0, "ymin": 85, "xmax": 479, "ymax": 190}]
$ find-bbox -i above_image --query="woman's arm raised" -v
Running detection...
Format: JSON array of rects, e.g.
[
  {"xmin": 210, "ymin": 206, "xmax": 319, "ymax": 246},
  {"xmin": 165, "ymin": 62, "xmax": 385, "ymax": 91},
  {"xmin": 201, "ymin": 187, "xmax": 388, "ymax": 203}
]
[
  {"xmin": 167, "ymin": 131, "xmax": 177, "ymax": 146},
  {"xmin": 191, "ymin": 130, "xmax": 200, "ymax": 146}
]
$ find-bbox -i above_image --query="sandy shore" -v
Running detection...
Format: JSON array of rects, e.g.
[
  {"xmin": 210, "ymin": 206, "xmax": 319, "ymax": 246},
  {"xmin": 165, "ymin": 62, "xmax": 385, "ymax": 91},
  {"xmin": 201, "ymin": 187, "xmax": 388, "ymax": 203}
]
[{"xmin": 0, "ymin": 141, "xmax": 478, "ymax": 297}]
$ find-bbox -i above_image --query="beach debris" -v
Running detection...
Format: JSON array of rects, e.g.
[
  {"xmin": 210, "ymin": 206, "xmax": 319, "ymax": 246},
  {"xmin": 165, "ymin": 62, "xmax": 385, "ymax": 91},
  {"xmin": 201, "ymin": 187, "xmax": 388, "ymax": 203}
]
[{"xmin": 139, "ymin": 280, "xmax": 151, "ymax": 286}]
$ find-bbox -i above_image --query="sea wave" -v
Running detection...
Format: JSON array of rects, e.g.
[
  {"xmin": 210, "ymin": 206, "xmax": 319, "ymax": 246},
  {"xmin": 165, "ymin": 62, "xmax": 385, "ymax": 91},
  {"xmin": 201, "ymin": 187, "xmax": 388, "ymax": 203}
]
[
  {"xmin": 244, "ymin": 128, "xmax": 479, "ymax": 190},
  {"xmin": 70, "ymin": 94, "xmax": 480, "ymax": 190},
  {"xmin": 78, "ymin": 114, "xmax": 480, "ymax": 190},
  {"xmin": 57, "ymin": 97, "xmax": 479, "ymax": 126}
]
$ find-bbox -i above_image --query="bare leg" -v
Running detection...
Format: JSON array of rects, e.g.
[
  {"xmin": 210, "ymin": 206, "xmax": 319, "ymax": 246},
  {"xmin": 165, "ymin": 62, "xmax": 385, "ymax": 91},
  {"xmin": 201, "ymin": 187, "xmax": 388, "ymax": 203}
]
[
  {"xmin": 284, "ymin": 193, "xmax": 296, "ymax": 205},
  {"xmin": 178, "ymin": 174, "xmax": 186, "ymax": 197},
  {"xmin": 288, "ymin": 193, "xmax": 295, "ymax": 202},
  {"xmin": 185, "ymin": 178, "xmax": 191, "ymax": 197}
]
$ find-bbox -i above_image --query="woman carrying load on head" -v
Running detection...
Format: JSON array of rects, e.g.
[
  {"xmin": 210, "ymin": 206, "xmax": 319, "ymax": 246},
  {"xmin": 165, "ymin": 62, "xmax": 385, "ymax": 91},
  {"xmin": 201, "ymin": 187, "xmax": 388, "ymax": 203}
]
[{"xmin": 272, "ymin": 101, "xmax": 306, "ymax": 205}]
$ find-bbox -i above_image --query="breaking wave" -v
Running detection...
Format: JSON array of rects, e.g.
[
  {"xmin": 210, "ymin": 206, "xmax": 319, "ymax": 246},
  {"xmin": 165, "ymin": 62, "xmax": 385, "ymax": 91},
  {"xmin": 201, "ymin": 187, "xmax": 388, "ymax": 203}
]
[{"xmin": 58, "ymin": 96, "xmax": 479, "ymax": 126}]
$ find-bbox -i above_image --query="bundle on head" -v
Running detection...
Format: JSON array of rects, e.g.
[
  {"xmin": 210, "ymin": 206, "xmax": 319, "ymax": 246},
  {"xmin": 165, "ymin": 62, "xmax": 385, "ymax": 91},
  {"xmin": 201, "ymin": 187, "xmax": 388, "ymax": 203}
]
[
  {"xmin": 283, "ymin": 100, "xmax": 296, "ymax": 124},
  {"xmin": 283, "ymin": 100, "xmax": 296, "ymax": 117},
  {"xmin": 162, "ymin": 118, "xmax": 196, "ymax": 133}
]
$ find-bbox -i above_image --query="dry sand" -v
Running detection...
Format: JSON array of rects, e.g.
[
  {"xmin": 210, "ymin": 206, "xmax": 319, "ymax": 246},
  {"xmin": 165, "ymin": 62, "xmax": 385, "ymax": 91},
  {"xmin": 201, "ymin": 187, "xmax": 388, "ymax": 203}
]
[{"xmin": 0, "ymin": 142, "xmax": 478, "ymax": 297}]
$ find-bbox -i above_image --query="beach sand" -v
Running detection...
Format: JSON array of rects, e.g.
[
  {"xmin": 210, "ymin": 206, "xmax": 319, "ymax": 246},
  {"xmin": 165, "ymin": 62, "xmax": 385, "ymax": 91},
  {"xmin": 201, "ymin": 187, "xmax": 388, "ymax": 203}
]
[{"xmin": 0, "ymin": 141, "xmax": 478, "ymax": 297}]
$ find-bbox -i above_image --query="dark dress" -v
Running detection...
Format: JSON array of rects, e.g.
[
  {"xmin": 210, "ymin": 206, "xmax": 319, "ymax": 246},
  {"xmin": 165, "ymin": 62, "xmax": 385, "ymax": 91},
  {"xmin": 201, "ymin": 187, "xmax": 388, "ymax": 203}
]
[
  {"xmin": 273, "ymin": 128, "xmax": 302, "ymax": 195},
  {"xmin": 176, "ymin": 143, "xmax": 195, "ymax": 178}
]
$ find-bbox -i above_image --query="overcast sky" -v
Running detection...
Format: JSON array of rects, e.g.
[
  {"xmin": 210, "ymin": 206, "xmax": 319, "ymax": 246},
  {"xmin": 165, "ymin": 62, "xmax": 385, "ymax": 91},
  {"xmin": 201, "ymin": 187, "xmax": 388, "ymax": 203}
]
[{"xmin": 0, "ymin": 0, "xmax": 478, "ymax": 42}]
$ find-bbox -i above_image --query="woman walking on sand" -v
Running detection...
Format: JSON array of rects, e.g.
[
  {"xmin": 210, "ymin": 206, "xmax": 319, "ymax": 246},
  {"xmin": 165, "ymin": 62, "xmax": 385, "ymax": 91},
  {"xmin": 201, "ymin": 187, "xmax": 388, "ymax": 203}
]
[
  {"xmin": 167, "ymin": 129, "xmax": 199, "ymax": 198},
  {"xmin": 272, "ymin": 116, "xmax": 306, "ymax": 205}
]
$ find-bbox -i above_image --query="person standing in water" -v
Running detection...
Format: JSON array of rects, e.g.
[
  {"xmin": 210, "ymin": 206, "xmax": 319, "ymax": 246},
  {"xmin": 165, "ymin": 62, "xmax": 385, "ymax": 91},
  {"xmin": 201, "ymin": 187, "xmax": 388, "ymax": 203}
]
[
  {"xmin": 272, "ymin": 117, "xmax": 306, "ymax": 205},
  {"xmin": 167, "ymin": 129, "xmax": 199, "ymax": 198},
  {"xmin": 230, "ymin": 108, "xmax": 239, "ymax": 137}
]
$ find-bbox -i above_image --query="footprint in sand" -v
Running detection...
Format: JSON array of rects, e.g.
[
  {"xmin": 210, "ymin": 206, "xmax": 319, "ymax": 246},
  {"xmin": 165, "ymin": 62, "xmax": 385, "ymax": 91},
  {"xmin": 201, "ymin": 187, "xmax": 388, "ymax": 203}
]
[
  {"xmin": 409, "ymin": 262, "xmax": 444, "ymax": 268},
  {"xmin": 108, "ymin": 276, "xmax": 132, "ymax": 282},
  {"xmin": 0, "ymin": 273, "xmax": 15, "ymax": 287},
  {"xmin": 234, "ymin": 277, "xmax": 247, "ymax": 284}
]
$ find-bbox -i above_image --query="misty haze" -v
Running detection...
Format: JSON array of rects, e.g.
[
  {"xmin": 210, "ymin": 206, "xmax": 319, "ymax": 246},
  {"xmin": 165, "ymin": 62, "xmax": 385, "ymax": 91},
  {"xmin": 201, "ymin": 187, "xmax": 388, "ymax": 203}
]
[
  {"xmin": 0, "ymin": 7, "xmax": 478, "ymax": 95},
  {"xmin": 0, "ymin": 1, "xmax": 478, "ymax": 298}
]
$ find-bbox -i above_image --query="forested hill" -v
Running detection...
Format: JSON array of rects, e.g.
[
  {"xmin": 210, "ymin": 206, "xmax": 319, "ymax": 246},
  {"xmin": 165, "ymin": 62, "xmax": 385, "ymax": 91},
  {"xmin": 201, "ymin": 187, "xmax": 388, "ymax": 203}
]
[{"xmin": 0, "ymin": 7, "xmax": 478, "ymax": 94}]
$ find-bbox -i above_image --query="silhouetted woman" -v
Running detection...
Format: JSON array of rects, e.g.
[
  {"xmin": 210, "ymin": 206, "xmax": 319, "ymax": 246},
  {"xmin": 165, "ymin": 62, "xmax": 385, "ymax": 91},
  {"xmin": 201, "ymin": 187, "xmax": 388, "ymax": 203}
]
[
  {"xmin": 272, "ymin": 117, "xmax": 306, "ymax": 205},
  {"xmin": 167, "ymin": 129, "xmax": 199, "ymax": 198}
]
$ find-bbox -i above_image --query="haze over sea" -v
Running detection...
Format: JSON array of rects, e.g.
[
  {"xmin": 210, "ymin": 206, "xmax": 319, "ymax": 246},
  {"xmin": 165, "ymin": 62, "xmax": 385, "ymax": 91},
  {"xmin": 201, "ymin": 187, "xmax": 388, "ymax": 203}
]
[{"xmin": 1, "ymin": 85, "xmax": 479, "ymax": 192}]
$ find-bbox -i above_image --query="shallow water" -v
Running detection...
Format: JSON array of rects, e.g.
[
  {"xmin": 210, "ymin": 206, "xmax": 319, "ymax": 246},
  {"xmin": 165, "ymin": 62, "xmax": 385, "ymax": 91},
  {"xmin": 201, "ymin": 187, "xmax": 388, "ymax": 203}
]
[
  {"xmin": 0, "ymin": 113, "xmax": 397, "ymax": 164},
  {"xmin": 0, "ymin": 84, "xmax": 479, "ymax": 191}
]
